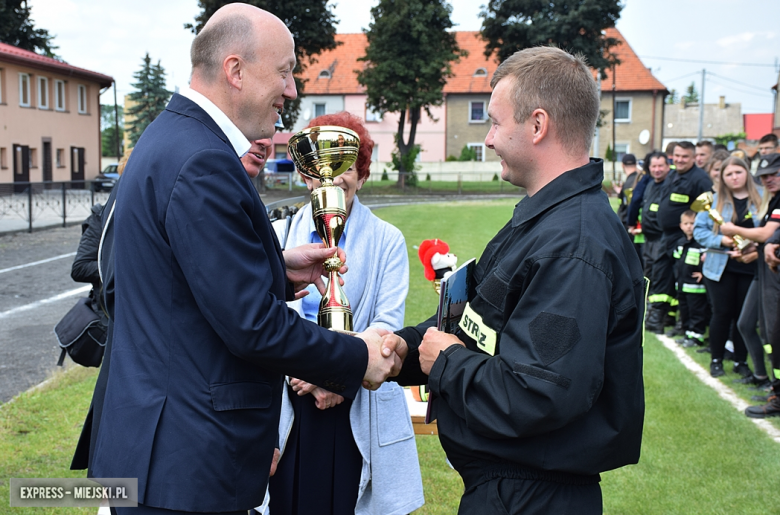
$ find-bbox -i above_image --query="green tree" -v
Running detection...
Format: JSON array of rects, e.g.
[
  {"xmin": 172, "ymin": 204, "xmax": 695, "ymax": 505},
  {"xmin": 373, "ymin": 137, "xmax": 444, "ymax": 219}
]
[
  {"xmin": 667, "ymin": 88, "xmax": 678, "ymax": 104},
  {"xmin": 126, "ymin": 54, "xmax": 172, "ymax": 148},
  {"xmin": 357, "ymin": 0, "xmax": 464, "ymax": 187},
  {"xmin": 458, "ymin": 145, "xmax": 478, "ymax": 161},
  {"xmin": 713, "ymin": 131, "xmax": 746, "ymax": 147},
  {"xmin": 186, "ymin": 0, "xmax": 341, "ymax": 130},
  {"xmin": 101, "ymin": 104, "xmax": 124, "ymax": 157},
  {"xmin": 479, "ymin": 0, "xmax": 622, "ymax": 77},
  {"xmin": 683, "ymin": 81, "xmax": 699, "ymax": 104},
  {"xmin": 0, "ymin": 0, "xmax": 57, "ymax": 57}
]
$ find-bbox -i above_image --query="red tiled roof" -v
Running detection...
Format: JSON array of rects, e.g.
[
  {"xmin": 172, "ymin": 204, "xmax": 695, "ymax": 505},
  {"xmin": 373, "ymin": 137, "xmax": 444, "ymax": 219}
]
[
  {"xmin": 300, "ymin": 28, "xmax": 665, "ymax": 96},
  {"xmin": 0, "ymin": 42, "xmax": 113, "ymax": 87},
  {"xmin": 597, "ymin": 28, "xmax": 667, "ymax": 92},
  {"xmin": 744, "ymin": 113, "xmax": 773, "ymax": 140}
]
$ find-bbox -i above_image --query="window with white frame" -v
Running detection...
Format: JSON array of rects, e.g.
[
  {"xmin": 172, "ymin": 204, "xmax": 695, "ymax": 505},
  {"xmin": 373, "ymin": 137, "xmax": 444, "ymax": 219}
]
[
  {"xmin": 469, "ymin": 101, "xmax": 487, "ymax": 123},
  {"xmin": 29, "ymin": 147, "xmax": 38, "ymax": 168},
  {"xmin": 313, "ymin": 103, "xmax": 326, "ymax": 118},
  {"xmin": 468, "ymin": 143, "xmax": 485, "ymax": 162},
  {"xmin": 56, "ymin": 148, "xmax": 64, "ymax": 167},
  {"xmin": 55, "ymin": 80, "xmax": 65, "ymax": 111},
  {"xmin": 365, "ymin": 105, "xmax": 382, "ymax": 122},
  {"xmin": 614, "ymin": 99, "xmax": 632, "ymax": 122},
  {"xmin": 77, "ymin": 84, "xmax": 87, "ymax": 113},
  {"xmin": 19, "ymin": 73, "xmax": 31, "ymax": 107},
  {"xmin": 614, "ymin": 143, "xmax": 629, "ymax": 162},
  {"xmin": 37, "ymin": 76, "xmax": 49, "ymax": 109}
]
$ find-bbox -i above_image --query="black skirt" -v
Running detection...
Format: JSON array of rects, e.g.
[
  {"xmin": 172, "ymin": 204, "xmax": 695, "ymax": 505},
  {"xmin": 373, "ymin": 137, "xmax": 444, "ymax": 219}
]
[{"xmin": 268, "ymin": 383, "xmax": 363, "ymax": 515}]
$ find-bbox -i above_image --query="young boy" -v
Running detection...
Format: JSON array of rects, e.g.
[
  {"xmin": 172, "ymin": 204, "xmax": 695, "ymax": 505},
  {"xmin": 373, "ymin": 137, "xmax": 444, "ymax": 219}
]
[{"xmin": 674, "ymin": 210, "xmax": 709, "ymax": 347}]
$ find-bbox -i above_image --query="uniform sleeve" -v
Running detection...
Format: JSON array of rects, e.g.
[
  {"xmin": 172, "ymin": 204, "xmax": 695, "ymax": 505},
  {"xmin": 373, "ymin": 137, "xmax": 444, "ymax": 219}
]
[
  {"xmin": 166, "ymin": 149, "xmax": 368, "ymax": 398},
  {"xmin": 71, "ymin": 204, "xmax": 104, "ymax": 286},
  {"xmin": 693, "ymin": 209, "xmax": 722, "ymax": 249},
  {"xmin": 428, "ymin": 255, "xmax": 618, "ymax": 439},
  {"xmin": 627, "ymin": 176, "xmax": 649, "ymax": 226},
  {"xmin": 767, "ymin": 227, "xmax": 780, "ymax": 245}
]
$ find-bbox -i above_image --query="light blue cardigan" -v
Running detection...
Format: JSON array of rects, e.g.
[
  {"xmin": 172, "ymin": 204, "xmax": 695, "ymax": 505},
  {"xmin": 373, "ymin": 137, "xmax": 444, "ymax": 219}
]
[
  {"xmin": 259, "ymin": 195, "xmax": 424, "ymax": 515},
  {"xmin": 693, "ymin": 192, "xmax": 762, "ymax": 281}
]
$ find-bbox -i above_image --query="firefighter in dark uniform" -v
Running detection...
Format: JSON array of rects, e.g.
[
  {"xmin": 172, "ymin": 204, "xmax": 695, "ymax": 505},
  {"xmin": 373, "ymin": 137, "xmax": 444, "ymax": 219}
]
[
  {"xmin": 656, "ymin": 141, "xmax": 713, "ymax": 330},
  {"xmin": 629, "ymin": 152, "xmax": 671, "ymax": 333},
  {"xmin": 386, "ymin": 47, "xmax": 645, "ymax": 514}
]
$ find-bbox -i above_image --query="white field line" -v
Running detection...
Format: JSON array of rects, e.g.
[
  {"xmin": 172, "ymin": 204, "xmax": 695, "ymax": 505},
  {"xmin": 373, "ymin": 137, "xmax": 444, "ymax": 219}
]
[
  {"xmin": 657, "ymin": 333, "xmax": 780, "ymax": 444},
  {"xmin": 0, "ymin": 252, "xmax": 76, "ymax": 275},
  {"xmin": 0, "ymin": 285, "xmax": 90, "ymax": 319}
]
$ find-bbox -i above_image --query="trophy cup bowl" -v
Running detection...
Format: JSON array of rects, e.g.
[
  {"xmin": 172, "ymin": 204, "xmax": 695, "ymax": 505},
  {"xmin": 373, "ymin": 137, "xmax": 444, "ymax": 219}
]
[
  {"xmin": 691, "ymin": 192, "xmax": 752, "ymax": 251},
  {"xmin": 288, "ymin": 126, "xmax": 360, "ymax": 332}
]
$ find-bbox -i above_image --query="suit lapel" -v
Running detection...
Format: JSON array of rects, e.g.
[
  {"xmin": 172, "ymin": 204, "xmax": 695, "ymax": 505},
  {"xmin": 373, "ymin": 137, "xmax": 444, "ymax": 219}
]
[{"xmin": 165, "ymin": 93, "xmax": 230, "ymax": 147}]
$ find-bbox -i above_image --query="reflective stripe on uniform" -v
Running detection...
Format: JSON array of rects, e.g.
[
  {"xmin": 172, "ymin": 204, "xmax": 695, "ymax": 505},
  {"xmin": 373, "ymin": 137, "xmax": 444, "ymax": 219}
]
[{"xmin": 682, "ymin": 283, "xmax": 706, "ymax": 294}]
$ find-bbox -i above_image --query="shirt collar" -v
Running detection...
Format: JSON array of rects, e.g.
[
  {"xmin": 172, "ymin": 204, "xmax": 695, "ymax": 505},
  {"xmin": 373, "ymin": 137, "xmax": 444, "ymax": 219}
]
[
  {"xmin": 512, "ymin": 159, "xmax": 605, "ymax": 227},
  {"xmin": 179, "ymin": 87, "xmax": 251, "ymax": 158}
]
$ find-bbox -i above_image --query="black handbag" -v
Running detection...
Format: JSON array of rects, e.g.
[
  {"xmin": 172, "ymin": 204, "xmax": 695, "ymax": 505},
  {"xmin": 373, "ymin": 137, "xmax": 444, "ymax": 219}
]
[{"xmin": 55, "ymin": 293, "xmax": 107, "ymax": 368}]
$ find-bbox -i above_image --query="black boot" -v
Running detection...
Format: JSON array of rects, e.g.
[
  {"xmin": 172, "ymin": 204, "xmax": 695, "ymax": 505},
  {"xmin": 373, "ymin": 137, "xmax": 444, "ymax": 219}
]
[
  {"xmin": 645, "ymin": 305, "xmax": 664, "ymax": 334},
  {"xmin": 666, "ymin": 318, "xmax": 684, "ymax": 337},
  {"xmin": 745, "ymin": 380, "xmax": 780, "ymax": 418}
]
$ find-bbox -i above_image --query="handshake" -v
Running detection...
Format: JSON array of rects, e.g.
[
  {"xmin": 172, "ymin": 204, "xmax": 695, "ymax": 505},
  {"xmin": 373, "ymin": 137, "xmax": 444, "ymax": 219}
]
[{"xmin": 357, "ymin": 329, "xmax": 408, "ymax": 390}]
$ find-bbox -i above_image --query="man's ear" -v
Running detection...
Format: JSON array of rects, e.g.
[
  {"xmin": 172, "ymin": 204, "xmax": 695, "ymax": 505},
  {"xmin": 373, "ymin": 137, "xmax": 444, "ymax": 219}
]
[
  {"xmin": 530, "ymin": 108, "xmax": 549, "ymax": 145},
  {"xmin": 223, "ymin": 55, "xmax": 243, "ymax": 90}
]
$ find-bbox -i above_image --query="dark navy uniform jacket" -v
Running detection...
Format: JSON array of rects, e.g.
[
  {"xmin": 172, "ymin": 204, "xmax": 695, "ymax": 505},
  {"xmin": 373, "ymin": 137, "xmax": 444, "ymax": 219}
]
[
  {"xmin": 91, "ymin": 94, "xmax": 367, "ymax": 512},
  {"xmin": 396, "ymin": 160, "xmax": 645, "ymax": 477},
  {"xmin": 658, "ymin": 165, "xmax": 712, "ymax": 248}
]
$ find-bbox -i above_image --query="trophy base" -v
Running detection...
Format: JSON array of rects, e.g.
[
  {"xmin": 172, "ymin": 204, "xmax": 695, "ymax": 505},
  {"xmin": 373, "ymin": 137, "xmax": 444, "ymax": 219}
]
[{"xmin": 319, "ymin": 310, "xmax": 354, "ymax": 333}]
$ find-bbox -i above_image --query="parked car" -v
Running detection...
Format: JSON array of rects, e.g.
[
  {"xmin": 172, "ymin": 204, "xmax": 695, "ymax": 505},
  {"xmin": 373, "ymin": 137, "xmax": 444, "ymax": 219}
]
[
  {"xmin": 92, "ymin": 165, "xmax": 119, "ymax": 192},
  {"xmin": 264, "ymin": 159, "xmax": 295, "ymax": 187}
]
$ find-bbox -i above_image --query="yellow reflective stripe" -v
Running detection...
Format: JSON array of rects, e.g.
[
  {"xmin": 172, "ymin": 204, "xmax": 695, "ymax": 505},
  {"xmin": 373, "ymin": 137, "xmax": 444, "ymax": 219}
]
[
  {"xmin": 642, "ymin": 277, "xmax": 650, "ymax": 347},
  {"xmin": 682, "ymin": 283, "xmax": 706, "ymax": 293},
  {"xmin": 459, "ymin": 303, "xmax": 497, "ymax": 356},
  {"xmin": 649, "ymin": 203, "xmax": 659, "ymax": 212},
  {"xmin": 775, "ymin": 369, "xmax": 780, "ymax": 379},
  {"xmin": 670, "ymin": 193, "xmax": 689, "ymax": 203},
  {"xmin": 764, "ymin": 344, "xmax": 773, "ymax": 354},
  {"xmin": 684, "ymin": 252, "xmax": 701, "ymax": 266}
]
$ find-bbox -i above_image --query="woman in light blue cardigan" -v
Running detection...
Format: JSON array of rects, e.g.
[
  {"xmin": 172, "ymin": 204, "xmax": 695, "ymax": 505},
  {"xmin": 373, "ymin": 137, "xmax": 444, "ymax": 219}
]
[
  {"xmin": 264, "ymin": 113, "xmax": 423, "ymax": 515},
  {"xmin": 693, "ymin": 156, "xmax": 763, "ymax": 379}
]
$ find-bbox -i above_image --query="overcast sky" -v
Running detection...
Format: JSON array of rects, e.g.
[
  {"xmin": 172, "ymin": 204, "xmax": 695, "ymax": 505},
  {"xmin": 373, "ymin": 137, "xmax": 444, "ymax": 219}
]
[{"xmin": 28, "ymin": 0, "xmax": 779, "ymax": 114}]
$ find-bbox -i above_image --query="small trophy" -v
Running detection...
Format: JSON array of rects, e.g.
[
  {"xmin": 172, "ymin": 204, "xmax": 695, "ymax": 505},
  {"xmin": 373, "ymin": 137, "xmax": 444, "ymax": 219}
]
[
  {"xmin": 691, "ymin": 192, "xmax": 752, "ymax": 251},
  {"xmin": 288, "ymin": 126, "xmax": 360, "ymax": 332}
]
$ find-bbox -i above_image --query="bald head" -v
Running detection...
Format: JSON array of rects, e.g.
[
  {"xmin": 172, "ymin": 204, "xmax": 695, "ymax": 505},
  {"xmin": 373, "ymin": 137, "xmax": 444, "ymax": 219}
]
[{"xmin": 190, "ymin": 4, "xmax": 289, "ymax": 84}]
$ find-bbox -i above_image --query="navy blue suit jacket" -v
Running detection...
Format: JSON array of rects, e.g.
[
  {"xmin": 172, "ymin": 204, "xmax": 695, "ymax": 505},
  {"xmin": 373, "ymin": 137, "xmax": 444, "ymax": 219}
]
[{"xmin": 91, "ymin": 94, "xmax": 368, "ymax": 511}]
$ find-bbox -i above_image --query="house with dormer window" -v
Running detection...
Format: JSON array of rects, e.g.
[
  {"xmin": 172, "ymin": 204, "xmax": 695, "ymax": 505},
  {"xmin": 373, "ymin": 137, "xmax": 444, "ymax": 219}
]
[{"xmin": 0, "ymin": 42, "xmax": 113, "ymax": 188}]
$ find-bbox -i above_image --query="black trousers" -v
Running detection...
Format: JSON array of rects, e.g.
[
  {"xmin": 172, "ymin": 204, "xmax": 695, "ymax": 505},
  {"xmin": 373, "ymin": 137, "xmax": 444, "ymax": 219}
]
[
  {"xmin": 680, "ymin": 291, "xmax": 708, "ymax": 335},
  {"xmin": 458, "ymin": 464, "xmax": 601, "ymax": 515},
  {"xmin": 704, "ymin": 271, "xmax": 752, "ymax": 363},
  {"xmin": 644, "ymin": 239, "xmax": 676, "ymax": 309}
]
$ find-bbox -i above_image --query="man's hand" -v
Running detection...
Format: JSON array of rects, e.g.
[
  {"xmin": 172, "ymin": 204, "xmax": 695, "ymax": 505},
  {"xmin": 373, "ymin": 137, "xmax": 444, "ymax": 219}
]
[
  {"xmin": 721, "ymin": 235, "xmax": 734, "ymax": 248},
  {"xmin": 283, "ymin": 243, "xmax": 347, "ymax": 298},
  {"xmin": 419, "ymin": 327, "xmax": 465, "ymax": 375},
  {"xmin": 380, "ymin": 333, "xmax": 408, "ymax": 377},
  {"xmin": 358, "ymin": 328, "xmax": 397, "ymax": 390},
  {"xmin": 765, "ymin": 243, "xmax": 780, "ymax": 272},
  {"xmin": 691, "ymin": 271, "xmax": 703, "ymax": 283}
]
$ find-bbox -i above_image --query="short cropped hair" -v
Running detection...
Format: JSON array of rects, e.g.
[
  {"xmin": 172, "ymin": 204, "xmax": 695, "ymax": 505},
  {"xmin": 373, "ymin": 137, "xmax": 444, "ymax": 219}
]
[
  {"xmin": 665, "ymin": 142, "xmax": 678, "ymax": 154},
  {"xmin": 681, "ymin": 210, "xmax": 696, "ymax": 221},
  {"xmin": 490, "ymin": 46, "xmax": 599, "ymax": 156},
  {"xmin": 759, "ymin": 133, "xmax": 778, "ymax": 146},
  {"xmin": 696, "ymin": 140, "xmax": 713, "ymax": 149},
  {"xmin": 191, "ymin": 15, "xmax": 256, "ymax": 83},
  {"xmin": 647, "ymin": 151, "xmax": 668, "ymax": 166},
  {"xmin": 676, "ymin": 141, "xmax": 695, "ymax": 152}
]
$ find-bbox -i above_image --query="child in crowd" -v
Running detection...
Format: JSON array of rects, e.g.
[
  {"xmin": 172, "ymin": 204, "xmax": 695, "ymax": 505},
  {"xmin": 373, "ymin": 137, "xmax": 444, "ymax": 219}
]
[
  {"xmin": 694, "ymin": 156, "xmax": 762, "ymax": 378},
  {"xmin": 674, "ymin": 211, "xmax": 708, "ymax": 348}
]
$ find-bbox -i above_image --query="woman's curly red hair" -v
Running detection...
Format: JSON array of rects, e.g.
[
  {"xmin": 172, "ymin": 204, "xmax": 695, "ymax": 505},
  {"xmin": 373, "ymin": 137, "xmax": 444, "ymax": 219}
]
[{"xmin": 306, "ymin": 112, "xmax": 375, "ymax": 181}]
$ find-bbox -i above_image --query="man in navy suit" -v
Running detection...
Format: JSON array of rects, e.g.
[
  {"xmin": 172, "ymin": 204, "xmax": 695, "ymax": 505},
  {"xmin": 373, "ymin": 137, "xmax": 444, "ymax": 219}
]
[{"xmin": 90, "ymin": 5, "xmax": 399, "ymax": 514}]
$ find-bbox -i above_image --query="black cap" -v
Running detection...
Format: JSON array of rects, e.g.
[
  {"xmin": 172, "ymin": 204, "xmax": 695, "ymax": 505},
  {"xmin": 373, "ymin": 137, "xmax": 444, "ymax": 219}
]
[
  {"xmin": 621, "ymin": 153, "xmax": 637, "ymax": 165},
  {"xmin": 756, "ymin": 153, "xmax": 780, "ymax": 177}
]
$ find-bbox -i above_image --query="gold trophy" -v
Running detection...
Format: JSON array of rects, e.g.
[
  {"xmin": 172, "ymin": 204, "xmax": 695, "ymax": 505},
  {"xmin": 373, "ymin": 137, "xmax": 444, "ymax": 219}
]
[
  {"xmin": 288, "ymin": 126, "xmax": 360, "ymax": 332},
  {"xmin": 691, "ymin": 192, "xmax": 752, "ymax": 251}
]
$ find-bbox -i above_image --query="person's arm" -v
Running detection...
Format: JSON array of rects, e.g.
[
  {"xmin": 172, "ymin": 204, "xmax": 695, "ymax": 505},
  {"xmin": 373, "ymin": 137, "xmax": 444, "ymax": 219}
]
[
  {"xmin": 720, "ymin": 220, "xmax": 780, "ymax": 243},
  {"xmin": 627, "ymin": 176, "xmax": 649, "ymax": 227},
  {"xmin": 71, "ymin": 204, "xmax": 103, "ymax": 286},
  {"xmin": 693, "ymin": 210, "xmax": 731, "ymax": 249},
  {"xmin": 426, "ymin": 255, "xmax": 624, "ymax": 439}
]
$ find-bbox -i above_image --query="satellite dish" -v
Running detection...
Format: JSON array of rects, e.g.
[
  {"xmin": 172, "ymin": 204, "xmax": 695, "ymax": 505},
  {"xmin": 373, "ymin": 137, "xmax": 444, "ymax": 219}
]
[{"xmin": 638, "ymin": 130, "xmax": 650, "ymax": 145}]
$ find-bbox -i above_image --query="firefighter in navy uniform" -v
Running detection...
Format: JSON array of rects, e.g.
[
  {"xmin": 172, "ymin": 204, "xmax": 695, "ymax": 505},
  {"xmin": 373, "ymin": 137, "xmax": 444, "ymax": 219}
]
[
  {"xmin": 656, "ymin": 141, "xmax": 713, "ymax": 331},
  {"xmin": 386, "ymin": 47, "xmax": 645, "ymax": 515}
]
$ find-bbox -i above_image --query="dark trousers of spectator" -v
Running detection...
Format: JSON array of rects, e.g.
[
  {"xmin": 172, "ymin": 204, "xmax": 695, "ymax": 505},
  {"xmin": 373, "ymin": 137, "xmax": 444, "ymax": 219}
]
[
  {"xmin": 738, "ymin": 279, "xmax": 768, "ymax": 377},
  {"xmin": 679, "ymin": 290, "xmax": 708, "ymax": 337},
  {"xmin": 704, "ymin": 272, "xmax": 752, "ymax": 363}
]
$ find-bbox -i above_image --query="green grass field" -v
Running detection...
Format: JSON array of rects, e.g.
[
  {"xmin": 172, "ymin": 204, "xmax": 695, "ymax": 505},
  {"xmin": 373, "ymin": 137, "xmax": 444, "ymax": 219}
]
[{"xmin": 2, "ymin": 197, "xmax": 780, "ymax": 514}]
